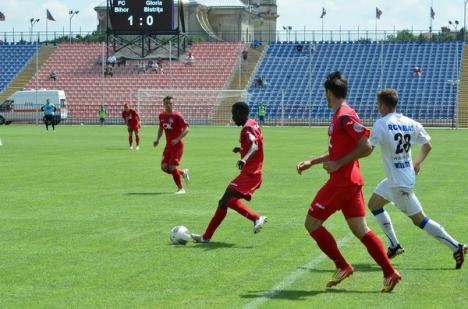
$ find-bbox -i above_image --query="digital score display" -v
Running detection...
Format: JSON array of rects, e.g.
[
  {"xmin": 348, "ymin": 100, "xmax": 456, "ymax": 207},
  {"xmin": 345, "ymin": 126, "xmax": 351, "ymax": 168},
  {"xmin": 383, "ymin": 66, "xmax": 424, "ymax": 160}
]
[{"xmin": 109, "ymin": 0, "xmax": 174, "ymax": 33}]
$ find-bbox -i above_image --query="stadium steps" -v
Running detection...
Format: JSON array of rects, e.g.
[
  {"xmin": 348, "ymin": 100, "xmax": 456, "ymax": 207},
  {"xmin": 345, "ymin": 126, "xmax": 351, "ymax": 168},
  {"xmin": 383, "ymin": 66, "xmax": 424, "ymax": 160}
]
[
  {"xmin": 458, "ymin": 45, "xmax": 468, "ymax": 128},
  {"xmin": 0, "ymin": 45, "xmax": 55, "ymax": 103},
  {"xmin": 211, "ymin": 45, "xmax": 266, "ymax": 125}
]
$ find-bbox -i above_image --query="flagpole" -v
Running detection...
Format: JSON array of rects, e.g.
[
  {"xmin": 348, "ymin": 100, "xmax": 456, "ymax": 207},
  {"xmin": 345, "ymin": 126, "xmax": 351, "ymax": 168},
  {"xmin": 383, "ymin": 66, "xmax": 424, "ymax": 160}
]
[
  {"xmin": 430, "ymin": 0, "xmax": 433, "ymax": 37},
  {"xmin": 46, "ymin": 17, "xmax": 48, "ymax": 43}
]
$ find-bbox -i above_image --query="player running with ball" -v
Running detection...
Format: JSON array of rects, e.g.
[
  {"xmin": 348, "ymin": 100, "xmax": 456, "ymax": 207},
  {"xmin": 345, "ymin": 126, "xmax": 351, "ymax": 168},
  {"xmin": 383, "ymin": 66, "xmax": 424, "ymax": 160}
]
[{"xmin": 192, "ymin": 102, "xmax": 267, "ymax": 243}]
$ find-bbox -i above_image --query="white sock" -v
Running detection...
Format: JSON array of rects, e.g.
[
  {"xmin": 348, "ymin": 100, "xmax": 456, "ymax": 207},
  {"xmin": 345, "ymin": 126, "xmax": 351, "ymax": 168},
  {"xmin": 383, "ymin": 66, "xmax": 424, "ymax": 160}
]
[
  {"xmin": 420, "ymin": 218, "xmax": 459, "ymax": 252},
  {"xmin": 372, "ymin": 208, "xmax": 400, "ymax": 248}
]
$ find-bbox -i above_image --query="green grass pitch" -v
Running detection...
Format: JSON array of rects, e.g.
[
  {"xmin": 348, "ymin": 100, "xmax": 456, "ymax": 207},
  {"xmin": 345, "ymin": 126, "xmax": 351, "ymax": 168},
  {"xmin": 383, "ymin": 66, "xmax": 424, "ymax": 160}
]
[{"xmin": 0, "ymin": 125, "xmax": 467, "ymax": 308}]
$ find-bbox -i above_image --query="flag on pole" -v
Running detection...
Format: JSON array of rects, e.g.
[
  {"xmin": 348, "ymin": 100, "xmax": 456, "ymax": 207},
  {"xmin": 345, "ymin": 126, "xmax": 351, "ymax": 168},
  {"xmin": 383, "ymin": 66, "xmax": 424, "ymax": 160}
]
[
  {"xmin": 430, "ymin": 7, "xmax": 435, "ymax": 20},
  {"xmin": 320, "ymin": 7, "xmax": 326, "ymax": 19},
  {"xmin": 376, "ymin": 7, "xmax": 383, "ymax": 19},
  {"xmin": 47, "ymin": 9, "xmax": 55, "ymax": 21},
  {"xmin": 0, "ymin": 12, "xmax": 5, "ymax": 21}
]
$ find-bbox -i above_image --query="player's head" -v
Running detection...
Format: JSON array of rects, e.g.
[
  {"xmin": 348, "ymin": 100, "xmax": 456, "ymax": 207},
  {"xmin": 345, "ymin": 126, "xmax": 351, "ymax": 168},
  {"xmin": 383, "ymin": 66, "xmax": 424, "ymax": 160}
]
[
  {"xmin": 324, "ymin": 71, "xmax": 348, "ymax": 106},
  {"xmin": 163, "ymin": 96, "xmax": 173, "ymax": 113},
  {"xmin": 46, "ymin": 98, "xmax": 50, "ymax": 104},
  {"xmin": 377, "ymin": 88, "xmax": 398, "ymax": 116},
  {"xmin": 123, "ymin": 103, "xmax": 129, "ymax": 111},
  {"xmin": 232, "ymin": 101, "xmax": 249, "ymax": 126}
]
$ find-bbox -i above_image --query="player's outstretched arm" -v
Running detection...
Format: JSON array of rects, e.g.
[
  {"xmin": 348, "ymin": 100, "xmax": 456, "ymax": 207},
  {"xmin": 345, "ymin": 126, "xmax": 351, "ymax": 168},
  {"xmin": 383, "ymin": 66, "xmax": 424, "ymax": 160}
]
[
  {"xmin": 297, "ymin": 152, "xmax": 329, "ymax": 175},
  {"xmin": 414, "ymin": 142, "xmax": 432, "ymax": 175},
  {"xmin": 154, "ymin": 127, "xmax": 164, "ymax": 147},
  {"xmin": 323, "ymin": 136, "xmax": 372, "ymax": 173}
]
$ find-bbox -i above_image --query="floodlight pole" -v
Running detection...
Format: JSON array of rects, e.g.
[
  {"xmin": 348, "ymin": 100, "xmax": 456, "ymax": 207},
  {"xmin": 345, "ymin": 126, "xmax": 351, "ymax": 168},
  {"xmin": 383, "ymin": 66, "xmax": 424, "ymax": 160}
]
[
  {"xmin": 69, "ymin": 10, "xmax": 79, "ymax": 44},
  {"xmin": 464, "ymin": 0, "xmax": 468, "ymax": 43}
]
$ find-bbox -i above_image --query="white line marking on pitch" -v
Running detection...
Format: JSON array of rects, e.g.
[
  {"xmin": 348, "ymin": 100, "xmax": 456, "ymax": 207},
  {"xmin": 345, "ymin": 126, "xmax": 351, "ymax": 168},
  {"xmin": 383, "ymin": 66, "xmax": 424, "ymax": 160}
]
[{"xmin": 244, "ymin": 233, "xmax": 354, "ymax": 309}]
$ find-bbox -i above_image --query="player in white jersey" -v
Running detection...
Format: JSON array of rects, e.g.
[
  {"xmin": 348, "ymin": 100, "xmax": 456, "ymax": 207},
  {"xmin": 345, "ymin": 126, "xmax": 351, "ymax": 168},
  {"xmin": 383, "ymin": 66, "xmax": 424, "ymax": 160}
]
[{"xmin": 368, "ymin": 89, "xmax": 466, "ymax": 269}]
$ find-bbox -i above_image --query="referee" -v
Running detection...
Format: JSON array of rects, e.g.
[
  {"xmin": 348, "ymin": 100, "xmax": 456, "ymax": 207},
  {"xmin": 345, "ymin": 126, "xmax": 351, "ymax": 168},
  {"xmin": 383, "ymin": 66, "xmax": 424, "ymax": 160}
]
[{"xmin": 41, "ymin": 98, "xmax": 57, "ymax": 131}]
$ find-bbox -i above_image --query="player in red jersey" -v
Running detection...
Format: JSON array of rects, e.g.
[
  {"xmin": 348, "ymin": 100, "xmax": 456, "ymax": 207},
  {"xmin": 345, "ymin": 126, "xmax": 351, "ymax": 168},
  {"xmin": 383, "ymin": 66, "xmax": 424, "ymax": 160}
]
[
  {"xmin": 153, "ymin": 96, "xmax": 190, "ymax": 194},
  {"xmin": 122, "ymin": 104, "xmax": 141, "ymax": 150},
  {"xmin": 191, "ymin": 102, "xmax": 267, "ymax": 243},
  {"xmin": 296, "ymin": 71, "xmax": 401, "ymax": 292}
]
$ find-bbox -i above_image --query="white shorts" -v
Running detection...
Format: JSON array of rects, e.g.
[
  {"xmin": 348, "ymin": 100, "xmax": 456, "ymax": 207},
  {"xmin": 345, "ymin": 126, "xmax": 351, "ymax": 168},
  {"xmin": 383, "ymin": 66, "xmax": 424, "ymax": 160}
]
[{"xmin": 374, "ymin": 178, "xmax": 423, "ymax": 216}]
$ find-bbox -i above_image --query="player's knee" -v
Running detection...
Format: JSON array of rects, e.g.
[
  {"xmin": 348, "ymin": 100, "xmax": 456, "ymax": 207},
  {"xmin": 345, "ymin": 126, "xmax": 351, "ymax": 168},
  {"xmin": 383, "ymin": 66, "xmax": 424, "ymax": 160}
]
[
  {"xmin": 218, "ymin": 198, "xmax": 228, "ymax": 209},
  {"xmin": 304, "ymin": 217, "xmax": 321, "ymax": 232}
]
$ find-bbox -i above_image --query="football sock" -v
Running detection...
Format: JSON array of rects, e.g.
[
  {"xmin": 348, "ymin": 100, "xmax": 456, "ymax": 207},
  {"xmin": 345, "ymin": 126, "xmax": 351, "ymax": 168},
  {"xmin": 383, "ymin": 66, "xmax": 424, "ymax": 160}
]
[
  {"xmin": 171, "ymin": 170, "xmax": 183, "ymax": 189},
  {"xmin": 135, "ymin": 135, "xmax": 140, "ymax": 146},
  {"xmin": 361, "ymin": 231, "xmax": 395, "ymax": 277},
  {"xmin": 371, "ymin": 208, "xmax": 400, "ymax": 248},
  {"xmin": 309, "ymin": 227, "xmax": 349, "ymax": 269},
  {"xmin": 203, "ymin": 207, "xmax": 228, "ymax": 240},
  {"xmin": 419, "ymin": 217, "xmax": 459, "ymax": 252},
  {"xmin": 128, "ymin": 136, "xmax": 133, "ymax": 146},
  {"xmin": 227, "ymin": 198, "xmax": 259, "ymax": 221}
]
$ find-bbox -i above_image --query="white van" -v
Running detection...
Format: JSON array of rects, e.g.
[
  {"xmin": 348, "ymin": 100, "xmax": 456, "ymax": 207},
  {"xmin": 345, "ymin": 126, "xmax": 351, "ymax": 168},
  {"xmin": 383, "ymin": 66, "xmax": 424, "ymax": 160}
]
[{"xmin": 0, "ymin": 90, "xmax": 68, "ymax": 124}]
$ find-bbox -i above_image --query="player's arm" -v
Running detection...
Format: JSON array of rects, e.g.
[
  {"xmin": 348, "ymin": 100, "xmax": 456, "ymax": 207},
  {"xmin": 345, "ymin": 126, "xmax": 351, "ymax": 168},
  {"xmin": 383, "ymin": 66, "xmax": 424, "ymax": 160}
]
[
  {"xmin": 413, "ymin": 142, "xmax": 432, "ymax": 175},
  {"xmin": 153, "ymin": 126, "xmax": 164, "ymax": 147},
  {"xmin": 296, "ymin": 152, "xmax": 329, "ymax": 175},
  {"xmin": 323, "ymin": 136, "xmax": 372, "ymax": 173},
  {"xmin": 237, "ymin": 134, "xmax": 258, "ymax": 170},
  {"xmin": 170, "ymin": 126, "xmax": 189, "ymax": 145}
]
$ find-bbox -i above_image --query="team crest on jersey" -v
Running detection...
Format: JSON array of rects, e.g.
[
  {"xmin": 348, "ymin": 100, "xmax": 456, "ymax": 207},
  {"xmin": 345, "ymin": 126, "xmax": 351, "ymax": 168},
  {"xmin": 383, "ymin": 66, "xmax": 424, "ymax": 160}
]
[{"xmin": 353, "ymin": 122, "xmax": 365, "ymax": 133}]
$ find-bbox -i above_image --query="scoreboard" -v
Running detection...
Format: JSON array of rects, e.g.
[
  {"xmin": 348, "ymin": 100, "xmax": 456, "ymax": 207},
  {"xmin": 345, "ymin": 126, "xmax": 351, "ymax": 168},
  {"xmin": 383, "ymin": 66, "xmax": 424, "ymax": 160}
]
[{"xmin": 109, "ymin": 0, "xmax": 175, "ymax": 33}]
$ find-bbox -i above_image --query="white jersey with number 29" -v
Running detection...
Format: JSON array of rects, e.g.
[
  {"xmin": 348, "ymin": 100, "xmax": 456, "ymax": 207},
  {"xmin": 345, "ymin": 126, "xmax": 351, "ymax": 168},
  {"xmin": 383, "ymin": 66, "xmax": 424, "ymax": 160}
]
[{"xmin": 370, "ymin": 113, "xmax": 431, "ymax": 189}]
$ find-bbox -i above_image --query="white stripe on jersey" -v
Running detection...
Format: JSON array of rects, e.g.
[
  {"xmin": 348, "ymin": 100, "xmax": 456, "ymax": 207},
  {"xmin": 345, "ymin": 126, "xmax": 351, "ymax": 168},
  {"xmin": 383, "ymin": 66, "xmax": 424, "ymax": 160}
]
[{"xmin": 370, "ymin": 113, "xmax": 431, "ymax": 188}]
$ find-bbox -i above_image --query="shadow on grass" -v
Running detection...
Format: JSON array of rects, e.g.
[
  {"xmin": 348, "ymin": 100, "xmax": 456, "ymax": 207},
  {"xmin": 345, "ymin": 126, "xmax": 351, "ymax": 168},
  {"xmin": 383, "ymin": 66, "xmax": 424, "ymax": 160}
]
[
  {"xmin": 241, "ymin": 288, "xmax": 379, "ymax": 301},
  {"xmin": 124, "ymin": 192, "xmax": 170, "ymax": 196},
  {"xmin": 169, "ymin": 241, "xmax": 254, "ymax": 250},
  {"xmin": 301, "ymin": 263, "xmax": 382, "ymax": 274}
]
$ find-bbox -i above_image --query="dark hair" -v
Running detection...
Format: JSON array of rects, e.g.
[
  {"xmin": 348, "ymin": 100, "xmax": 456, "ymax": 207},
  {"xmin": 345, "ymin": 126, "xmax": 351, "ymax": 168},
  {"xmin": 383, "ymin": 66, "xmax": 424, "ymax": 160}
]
[
  {"xmin": 324, "ymin": 71, "xmax": 348, "ymax": 99},
  {"xmin": 232, "ymin": 101, "xmax": 250, "ymax": 115},
  {"xmin": 163, "ymin": 96, "xmax": 173, "ymax": 102},
  {"xmin": 377, "ymin": 89, "xmax": 399, "ymax": 108}
]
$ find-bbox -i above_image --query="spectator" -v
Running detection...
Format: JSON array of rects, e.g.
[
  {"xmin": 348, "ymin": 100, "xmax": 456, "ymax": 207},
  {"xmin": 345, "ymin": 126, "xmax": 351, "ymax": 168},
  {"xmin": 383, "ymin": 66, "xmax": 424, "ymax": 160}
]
[
  {"xmin": 254, "ymin": 76, "xmax": 267, "ymax": 88},
  {"xmin": 185, "ymin": 52, "xmax": 195, "ymax": 65},
  {"xmin": 296, "ymin": 44, "xmax": 304, "ymax": 52},
  {"xmin": 414, "ymin": 66, "xmax": 422, "ymax": 77},
  {"xmin": 157, "ymin": 57, "xmax": 163, "ymax": 68},
  {"xmin": 104, "ymin": 64, "xmax": 113, "ymax": 77},
  {"xmin": 98, "ymin": 104, "xmax": 107, "ymax": 126},
  {"xmin": 242, "ymin": 50, "xmax": 248, "ymax": 61},
  {"xmin": 49, "ymin": 70, "xmax": 57, "ymax": 81},
  {"xmin": 96, "ymin": 55, "xmax": 104, "ymax": 65},
  {"xmin": 107, "ymin": 54, "xmax": 117, "ymax": 66},
  {"xmin": 117, "ymin": 57, "xmax": 126, "ymax": 67}
]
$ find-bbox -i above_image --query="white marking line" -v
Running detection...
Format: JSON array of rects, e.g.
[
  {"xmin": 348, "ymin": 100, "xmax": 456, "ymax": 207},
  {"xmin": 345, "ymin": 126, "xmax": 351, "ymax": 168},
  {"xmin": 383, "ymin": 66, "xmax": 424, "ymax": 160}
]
[{"xmin": 244, "ymin": 234, "xmax": 354, "ymax": 309}]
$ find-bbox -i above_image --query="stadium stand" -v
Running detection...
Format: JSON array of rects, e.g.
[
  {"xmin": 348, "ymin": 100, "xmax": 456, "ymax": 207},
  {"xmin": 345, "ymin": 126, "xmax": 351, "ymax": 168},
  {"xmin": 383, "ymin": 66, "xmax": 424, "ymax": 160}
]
[
  {"xmin": 248, "ymin": 41, "xmax": 464, "ymax": 126},
  {"xmin": 0, "ymin": 42, "xmax": 40, "ymax": 93},
  {"xmin": 24, "ymin": 42, "xmax": 244, "ymax": 123}
]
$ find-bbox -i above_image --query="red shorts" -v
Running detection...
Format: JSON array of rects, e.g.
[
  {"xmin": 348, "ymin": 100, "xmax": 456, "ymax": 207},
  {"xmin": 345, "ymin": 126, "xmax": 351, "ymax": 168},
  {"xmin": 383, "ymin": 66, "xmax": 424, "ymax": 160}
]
[
  {"xmin": 227, "ymin": 172, "xmax": 262, "ymax": 201},
  {"xmin": 308, "ymin": 182, "xmax": 366, "ymax": 221},
  {"xmin": 128, "ymin": 124, "xmax": 140, "ymax": 133},
  {"xmin": 162, "ymin": 142, "xmax": 184, "ymax": 166}
]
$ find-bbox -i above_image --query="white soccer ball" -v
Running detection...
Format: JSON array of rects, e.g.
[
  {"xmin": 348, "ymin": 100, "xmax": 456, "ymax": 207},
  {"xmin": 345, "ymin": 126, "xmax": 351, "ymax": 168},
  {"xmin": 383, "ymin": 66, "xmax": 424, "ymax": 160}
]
[{"xmin": 170, "ymin": 226, "xmax": 192, "ymax": 245}]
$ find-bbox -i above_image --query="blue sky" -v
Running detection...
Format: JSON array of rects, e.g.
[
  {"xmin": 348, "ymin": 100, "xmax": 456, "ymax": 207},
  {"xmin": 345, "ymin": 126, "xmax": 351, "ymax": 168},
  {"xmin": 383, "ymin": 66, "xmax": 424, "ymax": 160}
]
[{"xmin": 0, "ymin": 0, "xmax": 465, "ymax": 34}]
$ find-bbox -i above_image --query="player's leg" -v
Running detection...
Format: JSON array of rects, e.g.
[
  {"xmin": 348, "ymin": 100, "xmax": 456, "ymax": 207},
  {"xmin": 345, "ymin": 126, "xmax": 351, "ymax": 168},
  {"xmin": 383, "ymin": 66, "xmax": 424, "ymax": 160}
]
[
  {"xmin": 409, "ymin": 210, "xmax": 466, "ymax": 268},
  {"xmin": 368, "ymin": 180, "xmax": 403, "ymax": 258},
  {"xmin": 134, "ymin": 128, "xmax": 140, "ymax": 149},
  {"xmin": 167, "ymin": 164, "xmax": 184, "ymax": 193},
  {"xmin": 127, "ymin": 127, "xmax": 133, "ymax": 149},
  {"xmin": 51, "ymin": 116, "xmax": 55, "ymax": 131},
  {"xmin": 306, "ymin": 184, "xmax": 352, "ymax": 287},
  {"xmin": 44, "ymin": 116, "xmax": 49, "ymax": 130},
  {"xmin": 192, "ymin": 189, "xmax": 243, "ymax": 242},
  {"xmin": 344, "ymin": 186, "xmax": 400, "ymax": 292}
]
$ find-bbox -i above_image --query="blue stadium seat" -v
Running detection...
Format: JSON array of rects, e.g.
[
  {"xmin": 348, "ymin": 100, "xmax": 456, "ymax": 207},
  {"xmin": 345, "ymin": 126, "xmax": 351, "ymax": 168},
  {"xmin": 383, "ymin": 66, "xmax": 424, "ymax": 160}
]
[{"xmin": 0, "ymin": 43, "xmax": 40, "ymax": 93}]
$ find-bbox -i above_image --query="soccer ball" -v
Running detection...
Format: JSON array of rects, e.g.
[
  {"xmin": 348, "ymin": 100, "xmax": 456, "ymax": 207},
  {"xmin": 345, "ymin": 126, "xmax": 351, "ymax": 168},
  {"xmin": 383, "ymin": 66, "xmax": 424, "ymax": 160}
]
[{"xmin": 170, "ymin": 226, "xmax": 192, "ymax": 245}]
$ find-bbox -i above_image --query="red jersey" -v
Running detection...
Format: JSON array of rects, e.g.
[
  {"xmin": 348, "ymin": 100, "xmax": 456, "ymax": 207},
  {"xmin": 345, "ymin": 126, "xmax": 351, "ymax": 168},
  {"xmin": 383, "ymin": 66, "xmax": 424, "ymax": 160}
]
[
  {"xmin": 122, "ymin": 109, "xmax": 140, "ymax": 127},
  {"xmin": 239, "ymin": 119, "xmax": 263, "ymax": 175},
  {"xmin": 159, "ymin": 111, "xmax": 189, "ymax": 143},
  {"xmin": 328, "ymin": 103, "xmax": 370, "ymax": 187}
]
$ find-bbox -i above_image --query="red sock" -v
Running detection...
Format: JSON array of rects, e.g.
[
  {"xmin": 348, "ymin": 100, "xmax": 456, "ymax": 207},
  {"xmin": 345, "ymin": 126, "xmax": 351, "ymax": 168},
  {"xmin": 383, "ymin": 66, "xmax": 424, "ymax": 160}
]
[
  {"xmin": 361, "ymin": 230, "xmax": 395, "ymax": 277},
  {"xmin": 171, "ymin": 170, "xmax": 183, "ymax": 189},
  {"xmin": 128, "ymin": 136, "xmax": 133, "ymax": 146},
  {"xmin": 227, "ymin": 198, "xmax": 259, "ymax": 221},
  {"xmin": 135, "ymin": 135, "xmax": 140, "ymax": 146},
  {"xmin": 203, "ymin": 207, "xmax": 228, "ymax": 240},
  {"xmin": 309, "ymin": 227, "xmax": 349, "ymax": 269}
]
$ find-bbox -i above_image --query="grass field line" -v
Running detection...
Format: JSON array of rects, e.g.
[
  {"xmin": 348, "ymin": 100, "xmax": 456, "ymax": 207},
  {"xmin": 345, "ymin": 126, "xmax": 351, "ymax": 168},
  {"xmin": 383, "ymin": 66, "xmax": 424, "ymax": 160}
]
[{"xmin": 244, "ymin": 233, "xmax": 354, "ymax": 309}]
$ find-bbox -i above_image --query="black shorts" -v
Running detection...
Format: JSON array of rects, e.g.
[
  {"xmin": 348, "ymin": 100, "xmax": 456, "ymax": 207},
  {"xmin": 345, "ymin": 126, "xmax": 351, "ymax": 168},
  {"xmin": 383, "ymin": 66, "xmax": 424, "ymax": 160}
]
[{"xmin": 44, "ymin": 115, "xmax": 54, "ymax": 124}]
